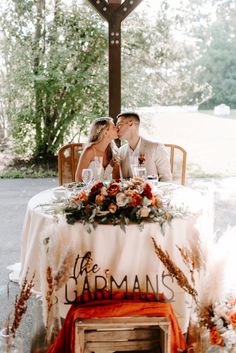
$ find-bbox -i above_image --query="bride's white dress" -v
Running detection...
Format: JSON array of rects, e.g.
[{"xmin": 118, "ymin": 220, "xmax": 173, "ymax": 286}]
[{"xmin": 88, "ymin": 160, "xmax": 113, "ymax": 180}]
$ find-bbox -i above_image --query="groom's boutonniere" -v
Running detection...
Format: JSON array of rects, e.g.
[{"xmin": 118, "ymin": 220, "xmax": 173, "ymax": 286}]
[{"xmin": 138, "ymin": 153, "xmax": 146, "ymax": 166}]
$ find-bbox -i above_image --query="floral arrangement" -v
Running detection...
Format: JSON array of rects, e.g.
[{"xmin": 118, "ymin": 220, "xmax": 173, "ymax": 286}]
[
  {"xmin": 63, "ymin": 178, "xmax": 182, "ymax": 232},
  {"xmin": 152, "ymin": 230, "xmax": 236, "ymax": 353},
  {"xmin": 198, "ymin": 300, "xmax": 236, "ymax": 353}
]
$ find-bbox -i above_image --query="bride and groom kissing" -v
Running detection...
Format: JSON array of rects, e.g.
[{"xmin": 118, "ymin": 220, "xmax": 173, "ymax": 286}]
[{"xmin": 75, "ymin": 112, "xmax": 172, "ymax": 182}]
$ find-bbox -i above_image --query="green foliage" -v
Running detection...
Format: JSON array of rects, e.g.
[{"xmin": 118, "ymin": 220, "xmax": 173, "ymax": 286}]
[
  {"xmin": 0, "ymin": 166, "xmax": 57, "ymax": 179},
  {"xmin": 1, "ymin": 0, "xmax": 236, "ymax": 162},
  {"xmin": 0, "ymin": 0, "xmax": 108, "ymax": 158},
  {"xmin": 191, "ymin": 0, "xmax": 236, "ymax": 109},
  {"xmin": 120, "ymin": 0, "xmax": 212, "ymax": 108}
]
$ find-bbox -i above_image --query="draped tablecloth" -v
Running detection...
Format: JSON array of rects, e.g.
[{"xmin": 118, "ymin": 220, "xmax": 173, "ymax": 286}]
[
  {"xmin": 19, "ymin": 183, "xmax": 213, "ymax": 333},
  {"xmin": 46, "ymin": 295, "xmax": 187, "ymax": 353}
]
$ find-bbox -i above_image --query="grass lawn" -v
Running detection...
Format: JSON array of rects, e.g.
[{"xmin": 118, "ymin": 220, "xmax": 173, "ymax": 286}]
[{"xmin": 139, "ymin": 109, "xmax": 236, "ymax": 178}]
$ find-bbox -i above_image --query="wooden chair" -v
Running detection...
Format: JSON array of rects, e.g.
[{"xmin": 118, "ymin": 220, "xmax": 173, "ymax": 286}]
[
  {"xmin": 164, "ymin": 144, "xmax": 187, "ymax": 185},
  {"xmin": 58, "ymin": 143, "xmax": 84, "ymax": 185},
  {"xmin": 57, "ymin": 142, "xmax": 187, "ymax": 186},
  {"xmin": 75, "ymin": 316, "xmax": 171, "ymax": 353}
]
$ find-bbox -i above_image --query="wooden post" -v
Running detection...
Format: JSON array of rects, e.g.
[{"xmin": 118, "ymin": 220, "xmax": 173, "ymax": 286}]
[{"xmin": 86, "ymin": 0, "xmax": 144, "ymax": 120}]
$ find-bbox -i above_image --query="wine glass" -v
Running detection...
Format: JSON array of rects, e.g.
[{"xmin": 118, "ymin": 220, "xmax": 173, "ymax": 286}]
[
  {"xmin": 82, "ymin": 168, "xmax": 93, "ymax": 189},
  {"xmin": 135, "ymin": 167, "xmax": 147, "ymax": 180},
  {"xmin": 94, "ymin": 156, "xmax": 103, "ymax": 180},
  {"xmin": 130, "ymin": 155, "xmax": 138, "ymax": 177}
]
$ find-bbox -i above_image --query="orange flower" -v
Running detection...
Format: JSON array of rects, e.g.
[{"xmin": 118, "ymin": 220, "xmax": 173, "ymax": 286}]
[
  {"xmin": 228, "ymin": 311, "xmax": 236, "ymax": 328},
  {"xmin": 108, "ymin": 203, "xmax": 117, "ymax": 213},
  {"xmin": 130, "ymin": 192, "xmax": 142, "ymax": 207},
  {"xmin": 107, "ymin": 183, "xmax": 120, "ymax": 197},
  {"xmin": 73, "ymin": 190, "xmax": 88, "ymax": 202},
  {"xmin": 95, "ymin": 194, "xmax": 105, "ymax": 205},
  {"xmin": 210, "ymin": 326, "xmax": 224, "ymax": 346},
  {"xmin": 151, "ymin": 195, "xmax": 158, "ymax": 206}
]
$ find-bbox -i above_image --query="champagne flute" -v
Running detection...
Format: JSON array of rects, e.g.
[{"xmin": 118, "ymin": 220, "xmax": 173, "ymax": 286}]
[
  {"xmin": 94, "ymin": 156, "xmax": 103, "ymax": 180},
  {"xmin": 130, "ymin": 154, "xmax": 138, "ymax": 177},
  {"xmin": 82, "ymin": 168, "xmax": 93, "ymax": 189}
]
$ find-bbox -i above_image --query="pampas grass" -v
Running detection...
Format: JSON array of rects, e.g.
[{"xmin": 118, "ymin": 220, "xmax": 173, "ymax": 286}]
[
  {"xmin": 152, "ymin": 237, "xmax": 198, "ymax": 303},
  {"xmin": 216, "ymin": 226, "xmax": 236, "ymax": 297},
  {"xmin": 40, "ymin": 221, "xmax": 76, "ymax": 342},
  {"xmin": 176, "ymin": 231, "xmax": 206, "ymax": 285},
  {"xmin": 11, "ymin": 272, "xmax": 34, "ymax": 337},
  {"xmin": 45, "ymin": 265, "xmax": 60, "ymax": 343}
]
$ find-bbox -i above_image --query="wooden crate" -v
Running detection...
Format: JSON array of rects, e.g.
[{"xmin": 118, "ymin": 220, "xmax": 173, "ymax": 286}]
[{"xmin": 75, "ymin": 316, "xmax": 170, "ymax": 353}]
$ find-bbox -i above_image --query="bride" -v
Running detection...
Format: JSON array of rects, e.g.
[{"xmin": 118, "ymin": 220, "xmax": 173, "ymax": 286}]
[{"xmin": 75, "ymin": 117, "xmax": 120, "ymax": 182}]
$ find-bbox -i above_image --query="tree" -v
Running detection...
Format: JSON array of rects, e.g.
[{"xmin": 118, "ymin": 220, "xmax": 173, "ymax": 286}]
[
  {"xmin": 191, "ymin": 0, "xmax": 236, "ymax": 108},
  {"xmin": 121, "ymin": 0, "xmax": 211, "ymax": 108},
  {"xmin": 0, "ymin": 0, "xmax": 108, "ymax": 158}
]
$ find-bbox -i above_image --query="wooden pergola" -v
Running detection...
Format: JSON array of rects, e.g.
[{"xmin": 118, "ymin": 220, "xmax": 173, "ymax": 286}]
[{"xmin": 86, "ymin": 0, "xmax": 144, "ymax": 121}]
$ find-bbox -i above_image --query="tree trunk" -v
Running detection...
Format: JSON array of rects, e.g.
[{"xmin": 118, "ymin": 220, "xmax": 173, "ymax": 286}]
[{"xmin": 34, "ymin": 0, "xmax": 45, "ymax": 156}]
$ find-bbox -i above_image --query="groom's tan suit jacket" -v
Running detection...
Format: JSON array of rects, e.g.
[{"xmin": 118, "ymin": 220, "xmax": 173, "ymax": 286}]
[{"xmin": 119, "ymin": 136, "xmax": 172, "ymax": 181}]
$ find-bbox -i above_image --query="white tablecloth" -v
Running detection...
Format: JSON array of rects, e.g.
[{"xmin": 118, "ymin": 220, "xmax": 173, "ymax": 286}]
[{"xmin": 19, "ymin": 183, "xmax": 213, "ymax": 332}]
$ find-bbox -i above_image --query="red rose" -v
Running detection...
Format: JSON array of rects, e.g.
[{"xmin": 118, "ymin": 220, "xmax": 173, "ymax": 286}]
[
  {"xmin": 106, "ymin": 183, "xmax": 121, "ymax": 197},
  {"xmin": 142, "ymin": 183, "xmax": 152, "ymax": 199},
  {"xmin": 90, "ymin": 181, "xmax": 104, "ymax": 194}
]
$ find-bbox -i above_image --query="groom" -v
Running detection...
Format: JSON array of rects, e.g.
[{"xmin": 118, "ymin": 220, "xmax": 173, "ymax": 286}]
[{"xmin": 117, "ymin": 112, "xmax": 172, "ymax": 181}]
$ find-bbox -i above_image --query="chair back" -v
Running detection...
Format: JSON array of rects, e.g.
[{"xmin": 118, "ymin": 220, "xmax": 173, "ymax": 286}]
[
  {"xmin": 164, "ymin": 143, "xmax": 187, "ymax": 185},
  {"xmin": 58, "ymin": 143, "xmax": 84, "ymax": 185},
  {"xmin": 57, "ymin": 142, "xmax": 187, "ymax": 186}
]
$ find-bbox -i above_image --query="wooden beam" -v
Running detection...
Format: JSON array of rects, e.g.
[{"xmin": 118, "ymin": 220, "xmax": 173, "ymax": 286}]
[
  {"xmin": 114, "ymin": 0, "xmax": 144, "ymax": 22},
  {"xmin": 109, "ymin": 18, "xmax": 121, "ymax": 119},
  {"xmin": 88, "ymin": 0, "xmax": 144, "ymax": 23},
  {"xmin": 86, "ymin": 0, "xmax": 112, "ymax": 21},
  {"xmin": 86, "ymin": 0, "xmax": 144, "ymax": 120}
]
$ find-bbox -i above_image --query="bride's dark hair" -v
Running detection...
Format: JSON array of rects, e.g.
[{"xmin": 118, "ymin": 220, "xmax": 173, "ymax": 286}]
[{"xmin": 88, "ymin": 117, "xmax": 117, "ymax": 162}]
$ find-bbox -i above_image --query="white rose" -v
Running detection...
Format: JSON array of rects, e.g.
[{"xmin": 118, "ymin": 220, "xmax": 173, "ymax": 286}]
[
  {"xmin": 139, "ymin": 206, "xmax": 150, "ymax": 218},
  {"xmin": 116, "ymin": 192, "xmax": 128, "ymax": 207}
]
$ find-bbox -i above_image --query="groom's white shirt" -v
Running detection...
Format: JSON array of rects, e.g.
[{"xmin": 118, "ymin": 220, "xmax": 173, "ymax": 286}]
[{"xmin": 119, "ymin": 136, "xmax": 172, "ymax": 181}]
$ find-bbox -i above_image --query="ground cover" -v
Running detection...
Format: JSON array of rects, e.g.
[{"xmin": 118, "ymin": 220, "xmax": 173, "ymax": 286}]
[{"xmin": 0, "ymin": 140, "xmax": 57, "ymax": 178}]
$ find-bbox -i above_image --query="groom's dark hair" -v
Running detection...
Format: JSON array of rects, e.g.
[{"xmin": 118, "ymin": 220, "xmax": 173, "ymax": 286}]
[{"xmin": 117, "ymin": 112, "xmax": 140, "ymax": 125}]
